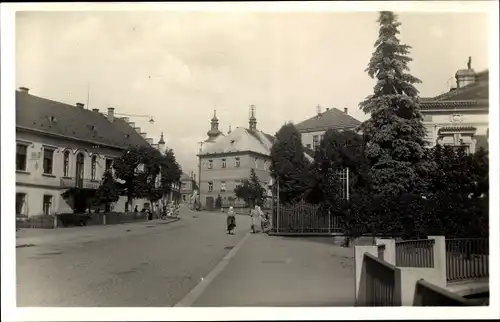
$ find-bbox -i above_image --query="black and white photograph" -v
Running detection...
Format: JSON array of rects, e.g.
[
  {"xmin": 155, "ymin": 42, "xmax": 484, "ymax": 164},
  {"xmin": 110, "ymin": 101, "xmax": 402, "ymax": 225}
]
[{"xmin": 1, "ymin": 1, "xmax": 499, "ymax": 320}]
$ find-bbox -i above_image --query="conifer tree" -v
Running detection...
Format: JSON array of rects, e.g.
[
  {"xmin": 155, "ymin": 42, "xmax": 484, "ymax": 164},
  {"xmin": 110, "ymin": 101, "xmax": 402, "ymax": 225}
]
[
  {"xmin": 359, "ymin": 11, "xmax": 434, "ymax": 196},
  {"xmin": 270, "ymin": 123, "xmax": 310, "ymax": 204}
]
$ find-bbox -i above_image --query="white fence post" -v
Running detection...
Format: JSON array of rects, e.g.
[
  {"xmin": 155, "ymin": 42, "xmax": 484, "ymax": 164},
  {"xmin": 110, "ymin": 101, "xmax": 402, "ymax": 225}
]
[{"xmin": 428, "ymin": 236, "xmax": 447, "ymax": 287}]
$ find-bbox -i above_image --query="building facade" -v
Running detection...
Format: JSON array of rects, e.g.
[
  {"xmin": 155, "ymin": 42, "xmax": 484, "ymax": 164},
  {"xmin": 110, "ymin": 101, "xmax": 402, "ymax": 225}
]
[
  {"xmin": 180, "ymin": 172, "xmax": 194, "ymax": 203},
  {"xmin": 420, "ymin": 62, "xmax": 489, "ymax": 153},
  {"xmin": 15, "ymin": 87, "xmax": 172, "ymax": 218},
  {"xmin": 295, "ymin": 106, "xmax": 362, "ymax": 150}
]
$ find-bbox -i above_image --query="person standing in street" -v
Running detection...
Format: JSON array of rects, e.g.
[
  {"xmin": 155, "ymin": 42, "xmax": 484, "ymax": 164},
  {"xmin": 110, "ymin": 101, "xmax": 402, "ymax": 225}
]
[
  {"xmin": 250, "ymin": 205, "xmax": 261, "ymax": 233},
  {"xmin": 226, "ymin": 206, "xmax": 236, "ymax": 234}
]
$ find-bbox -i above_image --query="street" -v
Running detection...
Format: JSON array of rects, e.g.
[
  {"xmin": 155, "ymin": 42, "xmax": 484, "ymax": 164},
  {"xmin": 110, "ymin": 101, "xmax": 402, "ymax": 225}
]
[{"xmin": 16, "ymin": 209, "xmax": 251, "ymax": 307}]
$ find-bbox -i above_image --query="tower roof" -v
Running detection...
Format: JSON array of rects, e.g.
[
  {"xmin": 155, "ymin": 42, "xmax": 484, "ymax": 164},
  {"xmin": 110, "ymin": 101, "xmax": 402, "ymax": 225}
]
[{"xmin": 158, "ymin": 132, "xmax": 165, "ymax": 144}]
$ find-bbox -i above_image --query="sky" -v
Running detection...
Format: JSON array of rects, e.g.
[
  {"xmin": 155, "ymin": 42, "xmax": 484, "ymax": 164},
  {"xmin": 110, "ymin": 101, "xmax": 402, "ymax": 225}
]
[{"xmin": 16, "ymin": 10, "xmax": 490, "ymax": 175}]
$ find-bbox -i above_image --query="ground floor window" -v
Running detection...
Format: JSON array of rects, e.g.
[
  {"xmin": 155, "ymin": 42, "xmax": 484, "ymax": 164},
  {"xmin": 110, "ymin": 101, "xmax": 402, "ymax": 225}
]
[
  {"xmin": 16, "ymin": 193, "xmax": 26, "ymax": 215},
  {"xmin": 43, "ymin": 195, "xmax": 53, "ymax": 215}
]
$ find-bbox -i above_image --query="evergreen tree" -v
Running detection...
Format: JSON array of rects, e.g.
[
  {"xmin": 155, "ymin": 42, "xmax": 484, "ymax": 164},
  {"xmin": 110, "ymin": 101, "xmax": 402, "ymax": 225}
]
[
  {"xmin": 270, "ymin": 123, "xmax": 310, "ymax": 204},
  {"xmin": 359, "ymin": 11, "xmax": 434, "ymax": 197},
  {"xmin": 95, "ymin": 170, "xmax": 121, "ymax": 212}
]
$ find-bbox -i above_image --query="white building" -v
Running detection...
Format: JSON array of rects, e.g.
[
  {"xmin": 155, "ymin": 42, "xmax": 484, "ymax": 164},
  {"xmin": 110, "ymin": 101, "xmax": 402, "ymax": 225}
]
[
  {"xmin": 295, "ymin": 106, "xmax": 362, "ymax": 151},
  {"xmin": 420, "ymin": 63, "xmax": 489, "ymax": 153},
  {"xmin": 15, "ymin": 87, "xmax": 173, "ymax": 218}
]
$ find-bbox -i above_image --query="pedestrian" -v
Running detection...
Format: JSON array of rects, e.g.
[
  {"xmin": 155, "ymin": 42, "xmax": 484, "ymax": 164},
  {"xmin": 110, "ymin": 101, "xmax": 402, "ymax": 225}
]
[
  {"xmin": 134, "ymin": 205, "xmax": 138, "ymax": 214},
  {"xmin": 250, "ymin": 205, "xmax": 261, "ymax": 234},
  {"xmin": 226, "ymin": 206, "xmax": 236, "ymax": 235}
]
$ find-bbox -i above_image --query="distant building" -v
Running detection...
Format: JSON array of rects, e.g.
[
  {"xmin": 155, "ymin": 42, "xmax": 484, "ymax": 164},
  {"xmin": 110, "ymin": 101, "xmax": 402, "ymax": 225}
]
[
  {"xmin": 197, "ymin": 106, "xmax": 275, "ymax": 210},
  {"xmin": 180, "ymin": 172, "xmax": 195, "ymax": 203},
  {"xmin": 15, "ymin": 87, "xmax": 172, "ymax": 218},
  {"xmin": 295, "ymin": 106, "xmax": 362, "ymax": 150},
  {"xmin": 420, "ymin": 60, "xmax": 489, "ymax": 153}
]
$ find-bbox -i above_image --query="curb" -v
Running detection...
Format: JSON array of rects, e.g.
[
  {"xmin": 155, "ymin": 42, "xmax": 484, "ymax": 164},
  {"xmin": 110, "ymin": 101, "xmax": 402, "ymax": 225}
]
[{"xmin": 174, "ymin": 232, "xmax": 251, "ymax": 307}]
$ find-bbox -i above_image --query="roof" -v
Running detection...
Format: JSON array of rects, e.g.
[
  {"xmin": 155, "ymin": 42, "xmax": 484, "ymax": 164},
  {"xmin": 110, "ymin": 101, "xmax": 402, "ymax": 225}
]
[
  {"xmin": 16, "ymin": 90, "xmax": 150, "ymax": 149},
  {"xmin": 295, "ymin": 108, "xmax": 361, "ymax": 132},
  {"xmin": 200, "ymin": 126, "xmax": 274, "ymax": 156},
  {"xmin": 180, "ymin": 172, "xmax": 192, "ymax": 181},
  {"xmin": 420, "ymin": 70, "xmax": 489, "ymax": 109}
]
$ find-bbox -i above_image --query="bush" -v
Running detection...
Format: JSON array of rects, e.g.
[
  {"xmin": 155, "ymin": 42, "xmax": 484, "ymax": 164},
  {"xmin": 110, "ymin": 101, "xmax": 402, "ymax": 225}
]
[{"xmin": 56, "ymin": 213, "xmax": 92, "ymax": 227}]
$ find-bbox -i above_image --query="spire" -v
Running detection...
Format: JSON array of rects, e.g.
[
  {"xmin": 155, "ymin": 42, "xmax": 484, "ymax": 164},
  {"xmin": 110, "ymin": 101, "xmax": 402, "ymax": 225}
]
[
  {"xmin": 207, "ymin": 109, "xmax": 221, "ymax": 139},
  {"xmin": 228, "ymin": 124, "xmax": 232, "ymax": 134},
  {"xmin": 158, "ymin": 132, "xmax": 165, "ymax": 144},
  {"xmin": 249, "ymin": 104, "xmax": 257, "ymax": 131}
]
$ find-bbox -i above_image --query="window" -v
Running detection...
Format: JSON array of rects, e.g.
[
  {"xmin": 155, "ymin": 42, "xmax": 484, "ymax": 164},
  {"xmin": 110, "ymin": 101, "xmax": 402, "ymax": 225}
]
[
  {"xmin": 105, "ymin": 158, "xmax": 113, "ymax": 171},
  {"xmin": 208, "ymin": 160, "xmax": 213, "ymax": 169},
  {"xmin": 263, "ymin": 161, "xmax": 267, "ymax": 171},
  {"xmin": 63, "ymin": 151, "xmax": 70, "ymax": 177},
  {"xmin": 312, "ymin": 135, "xmax": 320, "ymax": 150},
  {"xmin": 235, "ymin": 179, "xmax": 242, "ymax": 187},
  {"xmin": 16, "ymin": 193, "xmax": 26, "ymax": 215},
  {"xmin": 43, "ymin": 195, "xmax": 53, "ymax": 215},
  {"xmin": 91, "ymin": 156, "xmax": 97, "ymax": 180},
  {"xmin": 235, "ymin": 157, "xmax": 240, "ymax": 167},
  {"xmin": 208, "ymin": 181, "xmax": 213, "ymax": 192},
  {"xmin": 221, "ymin": 181, "xmax": 226, "ymax": 192},
  {"xmin": 255, "ymin": 158, "xmax": 258, "ymax": 168},
  {"xmin": 221, "ymin": 158, "xmax": 226, "ymax": 168},
  {"xmin": 306, "ymin": 144, "xmax": 311, "ymax": 149},
  {"xmin": 16, "ymin": 144, "xmax": 28, "ymax": 171},
  {"xmin": 42, "ymin": 147, "xmax": 55, "ymax": 174}
]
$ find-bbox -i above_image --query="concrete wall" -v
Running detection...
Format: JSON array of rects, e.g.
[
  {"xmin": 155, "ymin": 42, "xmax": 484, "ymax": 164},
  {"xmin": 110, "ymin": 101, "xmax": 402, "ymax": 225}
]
[{"xmin": 356, "ymin": 236, "xmax": 450, "ymax": 306}]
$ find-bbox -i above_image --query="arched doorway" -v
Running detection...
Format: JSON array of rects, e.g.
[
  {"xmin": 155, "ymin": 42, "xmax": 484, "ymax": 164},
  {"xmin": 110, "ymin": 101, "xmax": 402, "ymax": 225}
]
[{"xmin": 75, "ymin": 153, "xmax": 85, "ymax": 188}]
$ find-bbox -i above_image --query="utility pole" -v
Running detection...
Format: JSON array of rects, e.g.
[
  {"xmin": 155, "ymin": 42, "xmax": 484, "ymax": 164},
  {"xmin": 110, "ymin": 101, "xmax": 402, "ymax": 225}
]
[{"xmin": 197, "ymin": 141, "xmax": 204, "ymax": 209}]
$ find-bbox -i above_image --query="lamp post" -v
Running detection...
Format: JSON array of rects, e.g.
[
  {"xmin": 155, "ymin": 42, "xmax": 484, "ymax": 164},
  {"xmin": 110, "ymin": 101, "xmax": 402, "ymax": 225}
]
[{"xmin": 197, "ymin": 141, "xmax": 204, "ymax": 210}]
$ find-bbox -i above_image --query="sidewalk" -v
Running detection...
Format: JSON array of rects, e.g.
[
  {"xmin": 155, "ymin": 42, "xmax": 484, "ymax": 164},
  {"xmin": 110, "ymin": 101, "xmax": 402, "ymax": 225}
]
[
  {"xmin": 186, "ymin": 233, "xmax": 356, "ymax": 307},
  {"xmin": 16, "ymin": 217, "xmax": 179, "ymax": 247}
]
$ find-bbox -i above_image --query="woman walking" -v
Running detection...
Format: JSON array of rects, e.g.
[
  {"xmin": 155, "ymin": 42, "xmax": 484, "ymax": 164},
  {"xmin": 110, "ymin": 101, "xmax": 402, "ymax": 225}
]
[
  {"xmin": 226, "ymin": 206, "xmax": 236, "ymax": 235},
  {"xmin": 250, "ymin": 205, "xmax": 262, "ymax": 233}
]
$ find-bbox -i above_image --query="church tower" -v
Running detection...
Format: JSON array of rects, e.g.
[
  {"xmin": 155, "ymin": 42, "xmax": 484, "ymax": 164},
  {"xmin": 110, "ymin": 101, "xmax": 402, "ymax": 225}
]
[{"xmin": 206, "ymin": 110, "xmax": 222, "ymax": 141}]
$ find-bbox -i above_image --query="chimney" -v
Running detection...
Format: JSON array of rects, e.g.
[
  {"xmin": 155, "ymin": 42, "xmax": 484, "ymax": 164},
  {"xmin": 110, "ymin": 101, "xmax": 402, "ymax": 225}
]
[
  {"xmin": 107, "ymin": 107, "xmax": 115, "ymax": 123},
  {"xmin": 316, "ymin": 105, "xmax": 322, "ymax": 116},
  {"xmin": 344, "ymin": 107, "xmax": 348, "ymax": 114},
  {"xmin": 146, "ymin": 138, "xmax": 153, "ymax": 145},
  {"xmin": 455, "ymin": 56, "xmax": 476, "ymax": 88},
  {"xmin": 92, "ymin": 108, "xmax": 99, "ymax": 113},
  {"xmin": 128, "ymin": 122, "xmax": 136, "ymax": 129},
  {"xmin": 326, "ymin": 108, "xmax": 330, "ymax": 111},
  {"xmin": 140, "ymin": 132, "xmax": 147, "ymax": 139},
  {"xmin": 76, "ymin": 102, "xmax": 85, "ymax": 109},
  {"xmin": 19, "ymin": 87, "xmax": 30, "ymax": 93},
  {"xmin": 133, "ymin": 127, "xmax": 141, "ymax": 134}
]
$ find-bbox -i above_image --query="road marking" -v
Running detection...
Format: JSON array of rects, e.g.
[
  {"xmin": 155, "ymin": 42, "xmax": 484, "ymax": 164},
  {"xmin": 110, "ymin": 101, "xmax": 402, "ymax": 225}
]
[{"xmin": 174, "ymin": 232, "xmax": 250, "ymax": 307}]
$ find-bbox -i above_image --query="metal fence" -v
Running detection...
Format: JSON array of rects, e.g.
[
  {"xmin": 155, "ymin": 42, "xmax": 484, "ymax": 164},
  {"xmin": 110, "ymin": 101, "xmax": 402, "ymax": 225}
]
[
  {"xmin": 395, "ymin": 239, "xmax": 435, "ymax": 268},
  {"xmin": 364, "ymin": 253, "xmax": 398, "ymax": 306},
  {"xmin": 273, "ymin": 201, "xmax": 343, "ymax": 234},
  {"xmin": 446, "ymin": 238, "xmax": 489, "ymax": 282}
]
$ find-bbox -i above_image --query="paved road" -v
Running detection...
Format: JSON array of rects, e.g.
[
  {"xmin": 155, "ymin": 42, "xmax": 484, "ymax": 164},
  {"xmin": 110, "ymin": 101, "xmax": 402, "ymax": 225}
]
[{"xmin": 16, "ymin": 210, "xmax": 251, "ymax": 307}]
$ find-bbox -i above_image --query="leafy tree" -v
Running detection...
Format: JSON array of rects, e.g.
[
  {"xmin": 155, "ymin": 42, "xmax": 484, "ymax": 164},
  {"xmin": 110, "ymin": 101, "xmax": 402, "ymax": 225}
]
[
  {"xmin": 159, "ymin": 148, "xmax": 183, "ymax": 201},
  {"xmin": 234, "ymin": 168, "xmax": 267, "ymax": 208},
  {"xmin": 60, "ymin": 188, "xmax": 97, "ymax": 213},
  {"xmin": 270, "ymin": 123, "xmax": 310, "ymax": 204},
  {"xmin": 94, "ymin": 170, "xmax": 121, "ymax": 212},
  {"xmin": 359, "ymin": 11, "xmax": 434, "ymax": 197},
  {"xmin": 113, "ymin": 146, "xmax": 152, "ymax": 211}
]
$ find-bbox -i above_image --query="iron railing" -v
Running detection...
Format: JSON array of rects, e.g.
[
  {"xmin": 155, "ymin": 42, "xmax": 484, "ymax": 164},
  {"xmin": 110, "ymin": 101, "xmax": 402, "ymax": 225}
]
[
  {"xmin": 377, "ymin": 244, "xmax": 386, "ymax": 260},
  {"xmin": 60, "ymin": 177, "xmax": 101, "ymax": 190},
  {"xmin": 273, "ymin": 201, "xmax": 343, "ymax": 234},
  {"xmin": 446, "ymin": 238, "xmax": 489, "ymax": 282},
  {"xmin": 364, "ymin": 253, "xmax": 398, "ymax": 306},
  {"xmin": 395, "ymin": 239, "xmax": 435, "ymax": 268}
]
